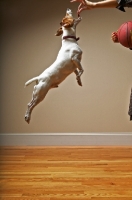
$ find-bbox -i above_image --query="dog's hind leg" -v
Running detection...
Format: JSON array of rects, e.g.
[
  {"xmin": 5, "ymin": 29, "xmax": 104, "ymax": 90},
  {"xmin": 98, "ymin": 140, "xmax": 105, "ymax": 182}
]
[
  {"xmin": 74, "ymin": 69, "xmax": 82, "ymax": 86},
  {"xmin": 25, "ymin": 82, "xmax": 50, "ymax": 124}
]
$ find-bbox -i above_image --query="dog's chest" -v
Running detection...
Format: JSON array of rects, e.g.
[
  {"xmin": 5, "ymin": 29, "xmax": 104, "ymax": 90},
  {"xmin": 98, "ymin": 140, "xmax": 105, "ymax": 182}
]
[{"xmin": 57, "ymin": 41, "xmax": 81, "ymax": 58}]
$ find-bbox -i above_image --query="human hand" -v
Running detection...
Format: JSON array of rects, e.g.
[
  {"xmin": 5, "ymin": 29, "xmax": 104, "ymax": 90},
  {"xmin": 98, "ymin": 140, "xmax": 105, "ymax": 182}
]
[
  {"xmin": 70, "ymin": 0, "xmax": 94, "ymax": 15},
  {"xmin": 111, "ymin": 32, "xmax": 119, "ymax": 43},
  {"xmin": 78, "ymin": 0, "xmax": 95, "ymax": 14}
]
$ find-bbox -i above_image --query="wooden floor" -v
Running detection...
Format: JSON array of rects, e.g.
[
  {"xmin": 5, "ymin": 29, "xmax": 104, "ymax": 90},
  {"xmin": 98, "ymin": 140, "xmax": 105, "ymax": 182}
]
[{"xmin": 0, "ymin": 146, "xmax": 132, "ymax": 200}]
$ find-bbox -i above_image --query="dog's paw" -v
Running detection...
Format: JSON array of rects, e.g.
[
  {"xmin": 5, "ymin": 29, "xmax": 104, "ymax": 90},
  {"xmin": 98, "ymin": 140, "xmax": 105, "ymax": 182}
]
[
  {"xmin": 25, "ymin": 114, "xmax": 30, "ymax": 124},
  {"xmin": 78, "ymin": 16, "xmax": 82, "ymax": 20},
  {"xmin": 77, "ymin": 77, "xmax": 82, "ymax": 86}
]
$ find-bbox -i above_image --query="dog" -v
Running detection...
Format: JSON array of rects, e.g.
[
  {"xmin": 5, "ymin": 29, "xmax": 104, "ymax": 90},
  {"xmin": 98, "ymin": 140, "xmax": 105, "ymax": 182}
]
[{"xmin": 24, "ymin": 8, "xmax": 83, "ymax": 124}]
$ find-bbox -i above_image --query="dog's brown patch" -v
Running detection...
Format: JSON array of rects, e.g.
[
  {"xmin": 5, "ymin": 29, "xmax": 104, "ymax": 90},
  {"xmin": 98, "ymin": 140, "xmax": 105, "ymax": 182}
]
[
  {"xmin": 55, "ymin": 27, "xmax": 63, "ymax": 36},
  {"xmin": 55, "ymin": 15, "xmax": 74, "ymax": 36},
  {"xmin": 60, "ymin": 17, "xmax": 74, "ymax": 28}
]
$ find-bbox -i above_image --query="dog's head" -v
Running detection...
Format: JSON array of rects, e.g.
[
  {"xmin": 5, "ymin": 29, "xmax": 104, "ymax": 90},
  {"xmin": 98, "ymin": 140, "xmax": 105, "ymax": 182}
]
[{"xmin": 55, "ymin": 8, "xmax": 74, "ymax": 36}]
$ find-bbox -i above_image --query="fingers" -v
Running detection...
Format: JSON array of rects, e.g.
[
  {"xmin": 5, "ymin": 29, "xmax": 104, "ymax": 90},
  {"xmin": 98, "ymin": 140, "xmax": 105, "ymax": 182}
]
[
  {"xmin": 78, "ymin": 3, "xmax": 83, "ymax": 12},
  {"xmin": 70, "ymin": 0, "xmax": 86, "ymax": 6},
  {"xmin": 70, "ymin": 0, "xmax": 82, "ymax": 2},
  {"xmin": 111, "ymin": 32, "xmax": 119, "ymax": 43},
  {"xmin": 71, "ymin": 0, "xmax": 86, "ymax": 3},
  {"xmin": 77, "ymin": 4, "xmax": 88, "ymax": 14},
  {"xmin": 77, "ymin": 3, "xmax": 83, "ymax": 15},
  {"xmin": 70, "ymin": 0, "xmax": 89, "ymax": 14}
]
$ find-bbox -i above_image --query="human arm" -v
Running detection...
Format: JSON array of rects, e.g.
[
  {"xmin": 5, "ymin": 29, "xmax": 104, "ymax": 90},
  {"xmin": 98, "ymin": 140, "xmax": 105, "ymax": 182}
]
[
  {"xmin": 70, "ymin": 0, "xmax": 118, "ymax": 14},
  {"xmin": 70, "ymin": 0, "xmax": 132, "ymax": 14}
]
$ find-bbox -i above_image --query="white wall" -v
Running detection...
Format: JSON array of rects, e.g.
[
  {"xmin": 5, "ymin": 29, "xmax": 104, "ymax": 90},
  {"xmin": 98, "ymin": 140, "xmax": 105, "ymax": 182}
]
[{"xmin": 0, "ymin": 0, "xmax": 132, "ymax": 134}]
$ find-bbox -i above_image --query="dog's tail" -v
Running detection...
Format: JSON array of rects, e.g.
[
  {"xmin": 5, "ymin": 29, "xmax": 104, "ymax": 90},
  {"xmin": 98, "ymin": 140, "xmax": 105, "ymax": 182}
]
[{"xmin": 25, "ymin": 77, "xmax": 38, "ymax": 87}]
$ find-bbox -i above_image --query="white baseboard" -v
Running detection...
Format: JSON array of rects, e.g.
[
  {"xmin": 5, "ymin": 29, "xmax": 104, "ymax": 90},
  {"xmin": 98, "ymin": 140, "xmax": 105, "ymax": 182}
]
[{"xmin": 0, "ymin": 133, "xmax": 132, "ymax": 146}]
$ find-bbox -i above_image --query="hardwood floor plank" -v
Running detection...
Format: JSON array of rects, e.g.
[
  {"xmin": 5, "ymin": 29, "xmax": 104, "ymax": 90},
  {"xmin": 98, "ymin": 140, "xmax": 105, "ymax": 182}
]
[{"xmin": 0, "ymin": 146, "xmax": 132, "ymax": 199}]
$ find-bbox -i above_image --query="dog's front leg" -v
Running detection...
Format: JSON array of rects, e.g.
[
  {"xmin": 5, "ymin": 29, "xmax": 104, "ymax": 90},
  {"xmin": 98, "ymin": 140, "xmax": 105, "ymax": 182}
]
[
  {"xmin": 74, "ymin": 16, "xmax": 82, "ymax": 26},
  {"xmin": 72, "ymin": 54, "xmax": 84, "ymax": 82}
]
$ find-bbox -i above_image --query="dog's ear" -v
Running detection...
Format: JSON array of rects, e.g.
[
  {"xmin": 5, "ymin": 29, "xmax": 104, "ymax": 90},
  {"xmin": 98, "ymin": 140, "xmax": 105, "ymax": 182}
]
[{"xmin": 55, "ymin": 27, "xmax": 63, "ymax": 36}]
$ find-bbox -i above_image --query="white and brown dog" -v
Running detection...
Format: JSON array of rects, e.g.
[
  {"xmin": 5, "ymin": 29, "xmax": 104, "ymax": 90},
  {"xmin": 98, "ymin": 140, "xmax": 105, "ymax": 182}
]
[{"xmin": 25, "ymin": 8, "xmax": 83, "ymax": 123}]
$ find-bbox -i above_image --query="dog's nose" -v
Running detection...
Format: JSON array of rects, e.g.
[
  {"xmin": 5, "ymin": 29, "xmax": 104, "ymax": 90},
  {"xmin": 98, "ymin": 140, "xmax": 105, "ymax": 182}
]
[
  {"xmin": 66, "ymin": 8, "xmax": 72, "ymax": 15},
  {"xmin": 67, "ymin": 8, "xmax": 71, "ymax": 12}
]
